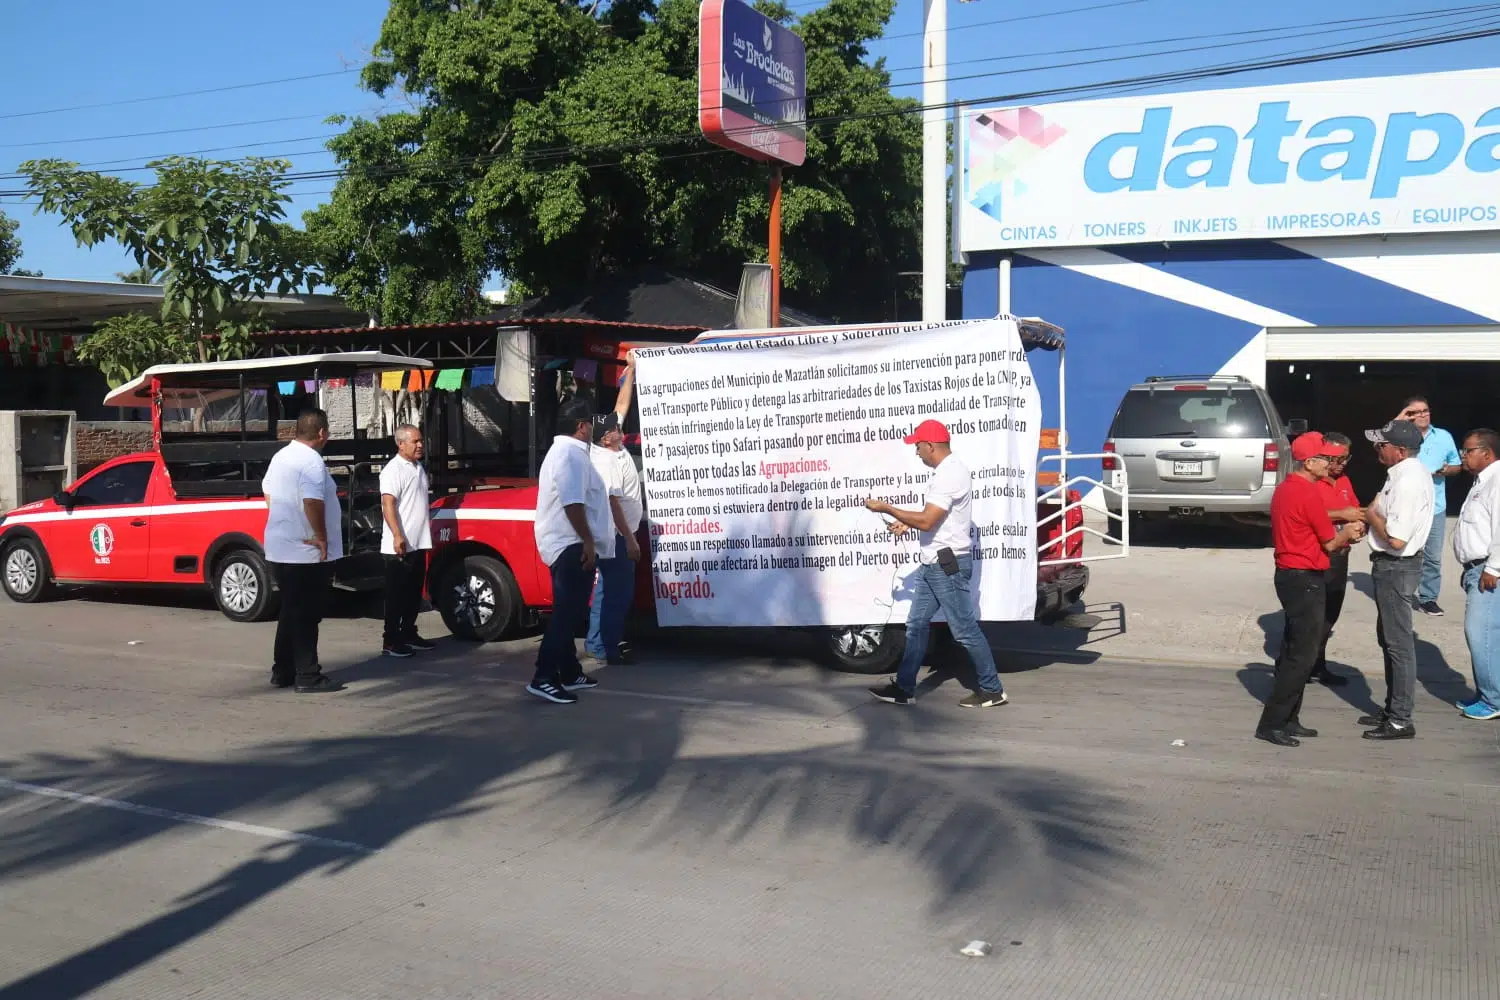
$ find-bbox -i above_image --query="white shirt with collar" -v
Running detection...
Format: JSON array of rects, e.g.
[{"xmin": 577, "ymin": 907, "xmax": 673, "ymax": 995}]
[
  {"xmin": 592, "ymin": 444, "xmax": 644, "ymax": 533},
  {"xmin": 917, "ymin": 454, "xmax": 974, "ymax": 565},
  {"xmin": 1368, "ymin": 455, "xmax": 1434, "ymax": 557},
  {"xmin": 378, "ymin": 454, "xmax": 432, "ymax": 554},
  {"xmin": 261, "ymin": 439, "xmax": 343, "ymax": 564},
  {"xmin": 534, "ymin": 435, "xmax": 614, "ymax": 566},
  {"xmin": 1454, "ymin": 461, "xmax": 1500, "ymax": 576}
]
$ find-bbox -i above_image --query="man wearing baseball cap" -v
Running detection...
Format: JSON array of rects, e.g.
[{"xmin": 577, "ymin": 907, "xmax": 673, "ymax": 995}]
[
  {"xmin": 1310, "ymin": 432, "xmax": 1364, "ymax": 686},
  {"xmin": 864, "ymin": 419, "xmax": 1008, "ymax": 709},
  {"xmin": 1359, "ymin": 418, "xmax": 1434, "ymax": 741},
  {"xmin": 1258, "ymin": 432, "xmax": 1366, "ymax": 747}
]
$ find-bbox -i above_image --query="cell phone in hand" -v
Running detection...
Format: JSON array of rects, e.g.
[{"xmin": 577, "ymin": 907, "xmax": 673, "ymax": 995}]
[{"xmin": 936, "ymin": 547, "xmax": 960, "ymax": 576}]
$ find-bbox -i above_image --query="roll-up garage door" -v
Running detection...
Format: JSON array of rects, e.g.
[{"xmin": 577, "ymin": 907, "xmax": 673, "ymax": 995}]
[{"xmin": 1265, "ymin": 326, "xmax": 1500, "ymax": 361}]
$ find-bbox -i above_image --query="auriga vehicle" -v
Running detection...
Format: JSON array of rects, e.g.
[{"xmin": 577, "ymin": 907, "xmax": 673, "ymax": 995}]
[
  {"xmin": 424, "ymin": 316, "xmax": 1127, "ymax": 674},
  {"xmin": 0, "ymin": 352, "xmax": 431, "ymax": 620},
  {"xmin": 1102, "ymin": 373, "xmax": 1305, "ymax": 537}
]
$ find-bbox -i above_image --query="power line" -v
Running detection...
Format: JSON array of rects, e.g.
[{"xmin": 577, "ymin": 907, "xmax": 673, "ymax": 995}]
[
  {"xmin": 3, "ymin": 19, "xmax": 1496, "ymax": 202},
  {"xmin": 0, "ymin": 69, "xmax": 361, "ymax": 122}
]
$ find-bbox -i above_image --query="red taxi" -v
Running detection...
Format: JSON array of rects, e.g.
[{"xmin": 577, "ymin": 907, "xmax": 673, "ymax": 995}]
[{"xmin": 0, "ymin": 352, "xmax": 431, "ymax": 620}]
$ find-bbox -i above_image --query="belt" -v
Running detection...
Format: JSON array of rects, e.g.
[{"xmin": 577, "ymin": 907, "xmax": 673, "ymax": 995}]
[
  {"xmin": 1369, "ymin": 551, "xmax": 1404, "ymax": 561},
  {"xmin": 1464, "ymin": 558, "xmax": 1489, "ymax": 571}
]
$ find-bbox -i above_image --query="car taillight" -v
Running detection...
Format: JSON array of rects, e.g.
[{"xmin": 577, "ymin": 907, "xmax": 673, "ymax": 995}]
[
  {"xmin": 1102, "ymin": 441, "xmax": 1119, "ymax": 471},
  {"xmin": 1264, "ymin": 443, "xmax": 1279, "ymax": 473}
]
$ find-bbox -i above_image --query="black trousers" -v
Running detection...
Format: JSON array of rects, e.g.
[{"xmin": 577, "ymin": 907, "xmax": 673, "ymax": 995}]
[
  {"xmin": 1312, "ymin": 549, "xmax": 1349, "ymax": 675},
  {"xmin": 1259, "ymin": 568, "xmax": 1327, "ymax": 733},
  {"xmin": 271, "ymin": 562, "xmax": 332, "ymax": 683},
  {"xmin": 534, "ymin": 543, "xmax": 591, "ymax": 686},
  {"xmin": 383, "ymin": 551, "xmax": 427, "ymax": 645}
]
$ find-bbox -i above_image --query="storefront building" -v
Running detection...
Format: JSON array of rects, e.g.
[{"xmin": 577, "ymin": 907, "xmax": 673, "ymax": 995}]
[{"xmin": 956, "ymin": 66, "xmax": 1500, "ymax": 503}]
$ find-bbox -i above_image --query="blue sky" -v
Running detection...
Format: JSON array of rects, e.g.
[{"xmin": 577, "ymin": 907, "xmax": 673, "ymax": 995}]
[{"xmin": 2, "ymin": 0, "xmax": 1498, "ymax": 283}]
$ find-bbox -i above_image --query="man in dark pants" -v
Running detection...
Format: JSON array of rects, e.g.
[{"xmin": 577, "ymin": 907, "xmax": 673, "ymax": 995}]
[
  {"xmin": 262, "ymin": 409, "xmax": 345, "ymax": 693},
  {"xmin": 1310, "ymin": 432, "xmax": 1364, "ymax": 686},
  {"xmin": 1360, "ymin": 419, "xmax": 1434, "ymax": 741},
  {"xmin": 526, "ymin": 399, "xmax": 615, "ymax": 705},
  {"xmin": 1258, "ymin": 432, "xmax": 1365, "ymax": 747},
  {"xmin": 379, "ymin": 424, "xmax": 435, "ymax": 657}
]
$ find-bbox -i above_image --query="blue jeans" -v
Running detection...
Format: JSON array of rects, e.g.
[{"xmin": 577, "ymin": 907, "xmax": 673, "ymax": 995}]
[
  {"xmin": 534, "ymin": 543, "xmax": 591, "ymax": 685},
  {"xmin": 1418, "ymin": 512, "xmax": 1446, "ymax": 603},
  {"xmin": 1462, "ymin": 563, "xmax": 1500, "ymax": 709},
  {"xmin": 586, "ymin": 534, "xmax": 635, "ymax": 658},
  {"xmin": 894, "ymin": 556, "xmax": 1003, "ymax": 695}
]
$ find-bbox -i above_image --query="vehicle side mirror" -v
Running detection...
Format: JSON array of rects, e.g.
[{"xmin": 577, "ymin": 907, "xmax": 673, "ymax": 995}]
[
  {"xmin": 1285, "ymin": 418, "xmax": 1309, "ymax": 437},
  {"xmin": 52, "ymin": 490, "xmax": 74, "ymax": 509}
]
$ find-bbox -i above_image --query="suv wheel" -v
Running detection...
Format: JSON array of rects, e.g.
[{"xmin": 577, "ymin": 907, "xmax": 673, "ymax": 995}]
[
  {"xmin": 213, "ymin": 549, "xmax": 279, "ymax": 623},
  {"xmin": 824, "ymin": 624, "xmax": 905, "ymax": 674},
  {"xmin": 2, "ymin": 537, "xmax": 56, "ymax": 603},
  {"xmin": 437, "ymin": 553, "xmax": 520, "ymax": 642}
]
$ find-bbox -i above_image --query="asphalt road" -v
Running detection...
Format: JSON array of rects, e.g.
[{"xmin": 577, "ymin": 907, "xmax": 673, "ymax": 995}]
[{"xmin": 1, "ymin": 590, "xmax": 1498, "ymax": 1000}]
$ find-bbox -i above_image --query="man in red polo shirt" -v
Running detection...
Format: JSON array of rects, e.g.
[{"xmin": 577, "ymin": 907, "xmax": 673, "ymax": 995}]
[
  {"xmin": 1309, "ymin": 432, "xmax": 1365, "ymax": 686},
  {"xmin": 1258, "ymin": 431, "xmax": 1367, "ymax": 747}
]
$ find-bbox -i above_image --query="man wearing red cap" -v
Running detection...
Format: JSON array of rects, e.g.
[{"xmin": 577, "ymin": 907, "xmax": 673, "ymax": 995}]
[
  {"xmin": 1309, "ymin": 432, "xmax": 1364, "ymax": 686},
  {"xmin": 1258, "ymin": 431, "xmax": 1366, "ymax": 747},
  {"xmin": 864, "ymin": 419, "xmax": 1008, "ymax": 709}
]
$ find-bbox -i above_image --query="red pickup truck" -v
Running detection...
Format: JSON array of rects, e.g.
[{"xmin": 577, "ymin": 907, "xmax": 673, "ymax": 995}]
[{"xmin": 0, "ymin": 352, "xmax": 431, "ymax": 619}]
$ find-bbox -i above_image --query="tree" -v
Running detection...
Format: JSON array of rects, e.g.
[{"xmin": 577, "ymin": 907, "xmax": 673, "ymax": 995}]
[
  {"xmin": 306, "ymin": 0, "xmax": 920, "ymax": 323},
  {"xmin": 20, "ymin": 156, "xmax": 320, "ymax": 379},
  {"xmin": 0, "ymin": 209, "xmax": 40, "ymax": 275},
  {"xmin": 116, "ymin": 265, "xmax": 164, "ymax": 284}
]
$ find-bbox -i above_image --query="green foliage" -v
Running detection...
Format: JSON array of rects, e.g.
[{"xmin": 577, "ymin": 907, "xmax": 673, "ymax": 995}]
[
  {"xmin": 78, "ymin": 313, "xmax": 195, "ymax": 388},
  {"xmin": 307, "ymin": 0, "xmax": 920, "ymax": 323},
  {"xmin": 19, "ymin": 156, "xmax": 320, "ymax": 375},
  {"xmin": 0, "ymin": 210, "xmax": 27, "ymax": 274}
]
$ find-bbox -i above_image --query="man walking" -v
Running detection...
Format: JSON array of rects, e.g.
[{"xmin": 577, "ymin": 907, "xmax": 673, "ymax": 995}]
[
  {"xmin": 1453, "ymin": 428, "xmax": 1500, "ymax": 721},
  {"xmin": 1310, "ymin": 432, "xmax": 1363, "ymax": 686},
  {"xmin": 1258, "ymin": 432, "xmax": 1365, "ymax": 747},
  {"xmin": 587, "ymin": 354, "xmax": 643, "ymax": 665},
  {"xmin": 1360, "ymin": 419, "xmax": 1434, "ymax": 741},
  {"xmin": 379, "ymin": 424, "xmax": 434, "ymax": 658},
  {"xmin": 262, "ymin": 409, "xmax": 344, "ymax": 693},
  {"xmin": 528, "ymin": 398, "xmax": 614, "ymax": 705},
  {"xmin": 865, "ymin": 419, "xmax": 1008, "ymax": 709},
  {"xmin": 1398, "ymin": 397, "xmax": 1461, "ymax": 615}
]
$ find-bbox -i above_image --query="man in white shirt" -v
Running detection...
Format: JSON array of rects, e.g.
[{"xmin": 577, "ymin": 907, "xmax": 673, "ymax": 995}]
[
  {"xmin": 379, "ymin": 424, "xmax": 434, "ymax": 658},
  {"xmin": 586, "ymin": 354, "xmax": 644, "ymax": 665},
  {"xmin": 262, "ymin": 409, "xmax": 344, "ymax": 694},
  {"xmin": 528, "ymin": 398, "xmax": 614, "ymax": 704},
  {"xmin": 1453, "ymin": 428, "xmax": 1500, "ymax": 721},
  {"xmin": 863, "ymin": 419, "xmax": 1007, "ymax": 709},
  {"xmin": 1360, "ymin": 419, "xmax": 1434, "ymax": 740}
]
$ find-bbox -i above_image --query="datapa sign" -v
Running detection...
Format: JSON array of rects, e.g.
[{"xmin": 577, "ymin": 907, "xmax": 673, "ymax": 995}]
[
  {"xmin": 956, "ymin": 66, "xmax": 1500, "ymax": 252},
  {"xmin": 699, "ymin": 0, "xmax": 807, "ymax": 166}
]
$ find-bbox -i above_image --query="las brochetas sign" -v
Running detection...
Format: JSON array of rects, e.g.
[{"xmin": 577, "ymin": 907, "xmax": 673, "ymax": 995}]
[{"xmin": 698, "ymin": 0, "xmax": 807, "ymax": 167}]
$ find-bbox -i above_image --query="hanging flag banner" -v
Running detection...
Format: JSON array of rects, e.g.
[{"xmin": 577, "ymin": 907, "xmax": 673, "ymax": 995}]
[{"xmin": 633, "ymin": 319, "xmax": 1042, "ymax": 627}]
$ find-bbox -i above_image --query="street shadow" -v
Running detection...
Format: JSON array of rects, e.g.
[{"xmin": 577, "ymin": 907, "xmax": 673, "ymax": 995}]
[
  {"xmin": 1129, "ymin": 518, "xmax": 1271, "ymax": 551},
  {"xmin": 0, "ymin": 658, "xmax": 1138, "ymax": 998}
]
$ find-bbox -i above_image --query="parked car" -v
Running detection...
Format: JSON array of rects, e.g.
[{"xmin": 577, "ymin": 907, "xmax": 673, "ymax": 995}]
[{"xmin": 1102, "ymin": 374, "xmax": 1306, "ymax": 537}]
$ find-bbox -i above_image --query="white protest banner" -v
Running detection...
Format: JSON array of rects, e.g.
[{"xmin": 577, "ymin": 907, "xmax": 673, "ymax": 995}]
[{"xmin": 633, "ymin": 319, "xmax": 1041, "ymax": 627}]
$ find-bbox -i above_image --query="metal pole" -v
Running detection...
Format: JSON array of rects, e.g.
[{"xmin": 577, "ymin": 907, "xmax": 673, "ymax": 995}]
[
  {"xmin": 997, "ymin": 255, "xmax": 1012, "ymax": 316},
  {"xmin": 769, "ymin": 166, "xmax": 783, "ymax": 328},
  {"xmin": 921, "ymin": 0, "xmax": 947, "ymax": 323}
]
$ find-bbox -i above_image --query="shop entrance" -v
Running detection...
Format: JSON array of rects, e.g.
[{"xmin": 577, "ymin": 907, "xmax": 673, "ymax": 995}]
[{"xmin": 1266, "ymin": 360, "xmax": 1500, "ymax": 505}]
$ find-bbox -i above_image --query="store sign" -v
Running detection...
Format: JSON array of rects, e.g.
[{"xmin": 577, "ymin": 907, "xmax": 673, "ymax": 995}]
[
  {"xmin": 699, "ymin": 0, "xmax": 807, "ymax": 166},
  {"xmin": 956, "ymin": 67, "xmax": 1500, "ymax": 252}
]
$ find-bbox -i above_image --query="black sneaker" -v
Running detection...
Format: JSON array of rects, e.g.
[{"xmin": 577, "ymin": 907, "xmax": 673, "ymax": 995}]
[
  {"xmin": 526, "ymin": 680, "xmax": 578, "ymax": 704},
  {"xmin": 959, "ymin": 689, "xmax": 1009, "ymax": 708},
  {"xmin": 295, "ymin": 675, "xmax": 345, "ymax": 694},
  {"xmin": 1255, "ymin": 728, "xmax": 1300, "ymax": 747},
  {"xmin": 562, "ymin": 673, "xmax": 598, "ymax": 691},
  {"xmin": 405, "ymin": 635, "xmax": 438, "ymax": 651},
  {"xmin": 869, "ymin": 681, "xmax": 913, "ymax": 705},
  {"xmin": 382, "ymin": 643, "xmax": 414, "ymax": 658},
  {"xmin": 1418, "ymin": 601, "xmax": 1444, "ymax": 616},
  {"xmin": 1357, "ymin": 710, "xmax": 1389, "ymax": 727},
  {"xmin": 270, "ymin": 672, "xmax": 294, "ymax": 689},
  {"xmin": 606, "ymin": 651, "xmax": 634, "ymax": 666}
]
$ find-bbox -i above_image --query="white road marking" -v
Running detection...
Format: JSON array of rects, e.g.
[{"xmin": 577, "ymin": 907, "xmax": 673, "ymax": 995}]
[{"xmin": 0, "ymin": 777, "xmax": 380, "ymax": 855}]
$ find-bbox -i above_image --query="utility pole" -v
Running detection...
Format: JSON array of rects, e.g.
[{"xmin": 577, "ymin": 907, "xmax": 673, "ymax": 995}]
[{"xmin": 921, "ymin": 0, "xmax": 947, "ymax": 323}]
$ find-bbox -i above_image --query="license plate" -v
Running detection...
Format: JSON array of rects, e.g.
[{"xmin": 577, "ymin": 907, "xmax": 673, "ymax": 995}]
[{"xmin": 1173, "ymin": 461, "xmax": 1202, "ymax": 476}]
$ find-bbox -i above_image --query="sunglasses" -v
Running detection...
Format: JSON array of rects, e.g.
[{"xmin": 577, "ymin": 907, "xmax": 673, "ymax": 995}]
[{"xmin": 1461, "ymin": 446, "xmax": 1490, "ymax": 455}]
